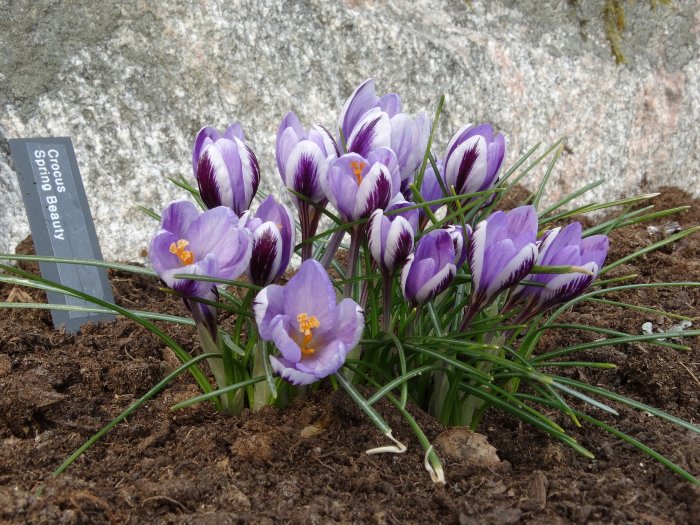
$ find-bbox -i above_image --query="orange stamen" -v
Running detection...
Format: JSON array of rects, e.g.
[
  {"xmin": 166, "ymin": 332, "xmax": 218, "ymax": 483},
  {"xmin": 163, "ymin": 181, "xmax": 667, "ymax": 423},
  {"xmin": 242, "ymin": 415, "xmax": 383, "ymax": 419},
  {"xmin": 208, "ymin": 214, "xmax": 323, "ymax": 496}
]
[
  {"xmin": 297, "ymin": 312, "xmax": 320, "ymax": 357},
  {"xmin": 169, "ymin": 239, "xmax": 195, "ymax": 266},
  {"xmin": 350, "ymin": 160, "xmax": 366, "ymax": 185}
]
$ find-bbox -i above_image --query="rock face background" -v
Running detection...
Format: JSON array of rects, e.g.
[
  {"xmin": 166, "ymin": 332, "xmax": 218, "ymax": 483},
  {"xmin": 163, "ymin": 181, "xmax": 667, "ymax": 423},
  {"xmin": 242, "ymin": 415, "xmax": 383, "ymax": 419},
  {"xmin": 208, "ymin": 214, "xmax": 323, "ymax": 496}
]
[{"xmin": 1, "ymin": 0, "xmax": 698, "ymax": 261}]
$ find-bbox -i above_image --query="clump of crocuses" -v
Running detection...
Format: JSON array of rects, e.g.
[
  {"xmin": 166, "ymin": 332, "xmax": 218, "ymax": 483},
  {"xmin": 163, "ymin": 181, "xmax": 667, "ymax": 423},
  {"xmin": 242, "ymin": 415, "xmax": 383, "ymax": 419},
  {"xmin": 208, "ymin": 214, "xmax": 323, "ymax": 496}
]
[{"xmin": 148, "ymin": 78, "xmax": 626, "ymax": 484}]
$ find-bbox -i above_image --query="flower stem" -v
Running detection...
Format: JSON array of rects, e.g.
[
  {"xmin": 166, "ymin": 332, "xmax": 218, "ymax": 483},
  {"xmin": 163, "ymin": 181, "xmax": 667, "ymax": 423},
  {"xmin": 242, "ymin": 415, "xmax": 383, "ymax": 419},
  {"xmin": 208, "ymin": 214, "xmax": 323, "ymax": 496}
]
[
  {"xmin": 319, "ymin": 229, "xmax": 345, "ymax": 268},
  {"xmin": 343, "ymin": 229, "xmax": 362, "ymax": 298},
  {"xmin": 382, "ymin": 270, "xmax": 393, "ymax": 333},
  {"xmin": 252, "ymin": 339, "xmax": 271, "ymax": 411}
]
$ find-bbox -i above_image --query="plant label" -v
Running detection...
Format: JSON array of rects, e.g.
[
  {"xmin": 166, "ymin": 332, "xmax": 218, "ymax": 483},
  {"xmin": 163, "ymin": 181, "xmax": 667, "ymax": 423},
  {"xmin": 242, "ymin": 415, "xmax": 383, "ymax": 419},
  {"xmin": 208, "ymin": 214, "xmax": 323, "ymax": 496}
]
[{"xmin": 9, "ymin": 137, "xmax": 116, "ymax": 333}]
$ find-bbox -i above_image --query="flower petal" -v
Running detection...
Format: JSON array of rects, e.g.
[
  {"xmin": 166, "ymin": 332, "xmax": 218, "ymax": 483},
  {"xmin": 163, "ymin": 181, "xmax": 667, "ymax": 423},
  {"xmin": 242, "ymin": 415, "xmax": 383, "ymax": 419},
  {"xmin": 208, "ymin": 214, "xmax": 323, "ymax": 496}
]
[
  {"xmin": 254, "ymin": 284, "xmax": 286, "ymax": 339},
  {"xmin": 270, "ymin": 356, "xmax": 319, "ymax": 386}
]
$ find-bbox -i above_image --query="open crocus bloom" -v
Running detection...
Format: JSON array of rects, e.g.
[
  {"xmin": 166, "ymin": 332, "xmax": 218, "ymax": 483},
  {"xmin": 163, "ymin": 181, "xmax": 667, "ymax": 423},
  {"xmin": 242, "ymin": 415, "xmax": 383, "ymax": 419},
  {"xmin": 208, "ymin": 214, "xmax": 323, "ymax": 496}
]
[
  {"xmin": 322, "ymin": 148, "xmax": 401, "ymax": 222},
  {"xmin": 508, "ymin": 222, "xmax": 609, "ymax": 315},
  {"xmin": 150, "ymin": 200, "xmax": 252, "ymax": 299},
  {"xmin": 254, "ymin": 260, "xmax": 365, "ymax": 385},
  {"xmin": 193, "ymin": 124, "xmax": 260, "ymax": 216}
]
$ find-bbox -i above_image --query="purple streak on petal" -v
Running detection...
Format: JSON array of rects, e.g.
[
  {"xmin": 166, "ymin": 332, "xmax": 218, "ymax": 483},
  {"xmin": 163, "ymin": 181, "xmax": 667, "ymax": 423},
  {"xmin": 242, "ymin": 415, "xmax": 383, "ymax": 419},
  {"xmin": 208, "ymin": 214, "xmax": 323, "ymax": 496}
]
[
  {"xmin": 416, "ymin": 262, "xmax": 456, "ymax": 304},
  {"xmin": 355, "ymin": 163, "xmax": 392, "ymax": 219},
  {"xmin": 196, "ymin": 152, "xmax": 224, "ymax": 209},
  {"xmin": 385, "ymin": 220, "xmax": 415, "ymax": 273},
  {"xmin": 249, "ymin": 224, "xmax": 282, "ymax": 286},
  {"xmin": 338, "ymin": 78, "xmax": 379, "ymax": 142},
  {"xmin": 454, "ymin": 140, "xmax": 482, "ymax": 194},
  {"xmin": 347, "ymin": 110, "xmax": 389, "ymax": 158},
  {"xmin": 286, "ymin": 140, "xmax": 327, "ymax": 203},
  {"xmin": 192, "ymin": 126, "xmax": 221, "ymax": 174}
]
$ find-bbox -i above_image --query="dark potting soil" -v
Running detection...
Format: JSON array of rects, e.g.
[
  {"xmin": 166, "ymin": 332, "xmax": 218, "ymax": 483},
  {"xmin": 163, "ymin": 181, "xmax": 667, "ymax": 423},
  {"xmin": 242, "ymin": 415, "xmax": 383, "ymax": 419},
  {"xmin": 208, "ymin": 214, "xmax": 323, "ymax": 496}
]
[{"xmin": 1, "ymin": 187, "xmax": 699, "ymax": 524}]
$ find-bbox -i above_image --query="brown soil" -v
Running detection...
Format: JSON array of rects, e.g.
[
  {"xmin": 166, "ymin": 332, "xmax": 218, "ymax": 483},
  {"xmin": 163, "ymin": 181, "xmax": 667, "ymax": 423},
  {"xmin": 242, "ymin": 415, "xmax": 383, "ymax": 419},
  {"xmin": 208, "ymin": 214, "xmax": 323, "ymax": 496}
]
[{"xmin": 1, "ymin": 187, "xmax": 699, "ymax": 524}]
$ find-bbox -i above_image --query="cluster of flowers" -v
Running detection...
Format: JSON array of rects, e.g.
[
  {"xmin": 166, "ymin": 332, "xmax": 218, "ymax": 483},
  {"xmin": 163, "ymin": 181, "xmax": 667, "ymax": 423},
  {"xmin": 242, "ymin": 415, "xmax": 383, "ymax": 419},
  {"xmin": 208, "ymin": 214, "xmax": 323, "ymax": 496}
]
[{"xmin": 150, "ymin": 79, "xmax": 609, "ymax": 389}]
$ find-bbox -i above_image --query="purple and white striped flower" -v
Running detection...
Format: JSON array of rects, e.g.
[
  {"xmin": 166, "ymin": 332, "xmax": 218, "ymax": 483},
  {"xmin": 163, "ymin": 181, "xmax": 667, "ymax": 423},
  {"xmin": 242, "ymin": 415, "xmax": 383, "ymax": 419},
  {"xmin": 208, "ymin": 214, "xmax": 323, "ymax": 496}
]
[
  {"xmin": 243, "ymin": 196, "xmax": 296, "ymax": 287},
  {"xmin": 401, "ymin": 229, "xmax": 457, "ymax": 306},
  {"xmin": 445, "ymin": 224, "xmax": 470, "ymax": 268},
  {"xmin": 276, "ymin": 112, "xmax": 339, "ymax": 259},
  {"xmin": 193, "ymin": 124, "xmax": 260, "ymax": 216},
  {"xmin": 254, "ymin": 260, "xmax": 365, "ymax": 386},
  {"xmin": 338, "ymin": 79, "xmax": 429, "ymax": 176},
  {"xmin": 444, "ymin": 123, "xmax": 505, "ymax": 197},
  {"xmin": 368, "ymin": 201, "xmax": 419, "ymax": 274},
  {"xmin": 322, "ymin": 148, "xmax": 401, "ymax": 222},
  {"xmin": 467, "ymin": 206, "xmax": 538, "ymax": 315},
  {"xmin": 507, "ymin": 222, "xmax": 609, "ymax": 316},
  {"xmin": 338, "ymin": 78, "xmax": 400, "ymax": 150}
]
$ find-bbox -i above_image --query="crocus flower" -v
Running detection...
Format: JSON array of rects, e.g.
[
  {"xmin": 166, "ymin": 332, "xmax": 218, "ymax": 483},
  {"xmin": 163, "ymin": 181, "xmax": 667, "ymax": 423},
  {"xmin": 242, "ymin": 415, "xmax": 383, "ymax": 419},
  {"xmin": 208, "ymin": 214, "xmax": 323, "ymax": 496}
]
[
  {"xmin": 443, "ymin": 123, "xmax": 505, "ymax": 197},
  {"xmin": 276, "ymin": 112, "xmax": 339, "ymax": 259},
  {"xmin": 507, "ymin": 222, "xmax": 609, "ymax": 316},
  {"xmin": 401, "ymin": 229, "xmax": 457, "ymax": 306},
  {"xmin": 338, "ymin": 78, "xmax": 400, "ymax": 149},
  {"xmin": 445, "ymin": 224, "xmax": 470, "ymax": 268},
  {"xmin": 150, "ymin": 200, "xmax": 252, "ymax": 335},
  {"xmin": 466, "ymin": 206, "xmax": 538, "ymax": 317},
  {"xmin": 254, "ymin": 260, "xmax": 364, "ymax": 386},
  {"xmin": 390, "ymin": 112, "xmax": 431, "ymax": 179},
  {"xmin": 243, "ymin": 195, "xmax": 296, "ymax": 287},
  {"xmin": 338, "ymin": 79, "xmax": 429, "ymax": 174},
  {"xmin": 322, "ymin": 148, "xmax": 401, "ymax": 222},
  {"xmin": 368, "ymin": 201, "xmax": 419, "ymax": 274},
  {"xmin": 193, "ymin": 124, "xmax": 260, "ymax": 216}
]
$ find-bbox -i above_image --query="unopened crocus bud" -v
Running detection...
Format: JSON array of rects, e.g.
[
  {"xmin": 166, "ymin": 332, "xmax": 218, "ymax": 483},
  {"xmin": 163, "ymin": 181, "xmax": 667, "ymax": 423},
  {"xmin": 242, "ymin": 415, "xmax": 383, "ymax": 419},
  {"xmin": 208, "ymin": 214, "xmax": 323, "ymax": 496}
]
[
  {"xmin": 444, "ymin": 123, "xmax": 505, "ymax": 197},
  {"xmin": 507, "ymin": 222, "xmax": 609, "ymax": 316},
  {"xmin": 368, "ymin": 201, "xmax": 419, "ymax": 274},
  {"xmin": 467, "ymin": 206, "xmax": 538, "ymax": 315},
  {"xmin": 276, "ymin": 112, "xmax": 339, "ymax": 259},
  {"xmin": 244, "ymin": 196, "xmax": 296, "ymax": 287},
  {"xmin": 401, "ymin": 229, "xmax": 457, "ymax": 306},
  {"xmin": 193, "ymin": 124, "xmax": 260, "ymax": 216}
]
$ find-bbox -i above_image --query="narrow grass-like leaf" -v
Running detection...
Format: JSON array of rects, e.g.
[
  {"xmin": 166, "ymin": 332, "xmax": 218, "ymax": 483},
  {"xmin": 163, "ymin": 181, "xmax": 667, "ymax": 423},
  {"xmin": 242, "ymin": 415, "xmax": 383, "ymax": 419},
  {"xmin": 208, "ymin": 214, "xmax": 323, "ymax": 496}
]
[
  {"xmin": 539, "ymin": 178, "xmax": 605, "ymax": 217},
  {"xmin": 0, "ymin": 254, "xmax": 155, "ymax": 276},
  {"xmin": 414, "ymin": 94, "xmax": 445, "ymax": 190},
  {"xmin": 530, "ymin": 144, "xmax": 563, "ymax": 210},
  {"xmin": 137, "ymin": 205, "xmax": 161, "ymax": 221}
]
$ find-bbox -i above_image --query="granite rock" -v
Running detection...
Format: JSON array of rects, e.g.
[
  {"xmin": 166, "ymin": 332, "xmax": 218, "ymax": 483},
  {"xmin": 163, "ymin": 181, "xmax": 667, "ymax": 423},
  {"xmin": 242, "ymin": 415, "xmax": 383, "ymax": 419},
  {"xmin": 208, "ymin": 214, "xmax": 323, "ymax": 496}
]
[{"xmin": 1, "ymin": 0, "xmax": 698, "ymax": 261}]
